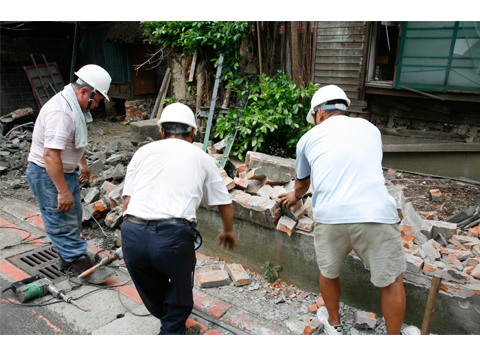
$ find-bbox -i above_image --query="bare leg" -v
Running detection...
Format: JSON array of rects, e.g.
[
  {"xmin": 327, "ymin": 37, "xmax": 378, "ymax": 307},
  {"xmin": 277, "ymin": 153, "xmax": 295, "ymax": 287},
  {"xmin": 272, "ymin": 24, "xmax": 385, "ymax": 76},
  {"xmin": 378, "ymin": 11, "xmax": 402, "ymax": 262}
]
[
  {"xmin": 319, "ymin": 273, "xmax": 341, "ymax": 325},
  {"xmin": 381, "ymin": 274, "xmax": 406, "ymax": 335}
]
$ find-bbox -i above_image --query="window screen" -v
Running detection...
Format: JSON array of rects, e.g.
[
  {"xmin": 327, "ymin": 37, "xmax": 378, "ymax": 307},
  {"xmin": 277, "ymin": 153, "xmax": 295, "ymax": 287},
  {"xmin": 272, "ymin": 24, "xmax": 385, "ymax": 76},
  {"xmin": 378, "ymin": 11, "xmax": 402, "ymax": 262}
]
[{"xmin": 395, "ymin": 21, "xmax": 480, "ymax": 93}]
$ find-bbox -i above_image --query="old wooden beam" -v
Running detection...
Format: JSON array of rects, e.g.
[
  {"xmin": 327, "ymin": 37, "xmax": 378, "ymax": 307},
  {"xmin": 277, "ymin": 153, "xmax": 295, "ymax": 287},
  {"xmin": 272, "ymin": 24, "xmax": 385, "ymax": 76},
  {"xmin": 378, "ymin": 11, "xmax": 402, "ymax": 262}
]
[{"xmin": 290, "ymin": 21, "xmax": 300, "ymax": 87}]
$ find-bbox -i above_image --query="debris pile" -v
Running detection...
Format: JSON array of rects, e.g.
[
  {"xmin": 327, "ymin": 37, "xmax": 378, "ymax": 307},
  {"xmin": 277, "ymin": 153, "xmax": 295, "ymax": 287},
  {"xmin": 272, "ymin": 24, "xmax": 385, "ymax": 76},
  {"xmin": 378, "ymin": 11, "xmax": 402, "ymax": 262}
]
[
  {"xmin": 203, "ymin": 146, "xmax": 480, "ymax": 302},
  {"xmin": 0, "ymin": 129, "xmax": 32, "ymax": 175},
  {"xmin": 194, "ymin": 252, "xmax": 400, "ymax": 335}
]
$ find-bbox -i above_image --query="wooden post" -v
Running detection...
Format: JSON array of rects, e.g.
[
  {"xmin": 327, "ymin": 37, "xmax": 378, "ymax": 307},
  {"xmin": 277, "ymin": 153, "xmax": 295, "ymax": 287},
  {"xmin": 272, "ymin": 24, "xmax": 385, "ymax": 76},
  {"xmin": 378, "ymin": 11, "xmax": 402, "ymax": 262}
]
[
  {"xmin": 290, "ymin": 21, "xmax": 300, "ymax": 87},
  {"xmin": 188, "ymin": 50, "xmax": 198, "ymax": 83},
  {"xmin": 150, "ymin": 68, "xmax": 171, "ymax": 119},
  {"xmin": 421, "ymin": 275, "xmax": 442, "ymax": 335},
  {"xmin": 257, "ymin": 22, "xmax": 263, "ymax": 89}
]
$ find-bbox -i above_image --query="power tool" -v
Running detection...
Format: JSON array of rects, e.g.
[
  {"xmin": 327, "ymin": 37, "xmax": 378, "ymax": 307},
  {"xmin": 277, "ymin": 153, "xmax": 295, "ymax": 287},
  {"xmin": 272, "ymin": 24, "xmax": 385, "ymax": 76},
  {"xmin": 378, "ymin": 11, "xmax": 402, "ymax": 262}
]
[
  {"xmin": 12, "ymin": 274, "xmax": 88, "ymax": 312},
  {"xmin": 77, "ymin": 247, "xmax": 123, "ymax": 279}
]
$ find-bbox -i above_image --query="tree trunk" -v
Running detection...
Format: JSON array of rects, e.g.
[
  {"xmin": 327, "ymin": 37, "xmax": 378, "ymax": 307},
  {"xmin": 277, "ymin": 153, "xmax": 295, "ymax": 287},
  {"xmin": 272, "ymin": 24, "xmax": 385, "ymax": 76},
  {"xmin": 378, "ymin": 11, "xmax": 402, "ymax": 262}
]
[
  {"xmin": 195, "ymin": 59, "xmax": 207, "ymax": 128},
  {"xmin": 222, "ymin": 86, "xmax": 231, "ymax": 109}
]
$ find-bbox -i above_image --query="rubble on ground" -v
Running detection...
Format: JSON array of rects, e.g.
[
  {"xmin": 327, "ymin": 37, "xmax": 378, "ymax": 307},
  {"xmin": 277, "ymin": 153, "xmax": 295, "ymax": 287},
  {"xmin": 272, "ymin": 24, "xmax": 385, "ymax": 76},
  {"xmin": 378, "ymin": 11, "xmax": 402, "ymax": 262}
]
[{"xmin": 1, "ymin": 123, "xmax": 479, "ymax": 307}]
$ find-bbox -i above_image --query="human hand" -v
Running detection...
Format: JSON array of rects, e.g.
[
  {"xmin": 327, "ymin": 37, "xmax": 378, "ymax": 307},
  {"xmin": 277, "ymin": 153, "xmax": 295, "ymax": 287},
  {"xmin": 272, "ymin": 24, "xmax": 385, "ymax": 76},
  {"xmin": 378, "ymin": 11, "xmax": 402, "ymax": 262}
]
[
  {"xmin": 218, "ymin": 229, "xmax": 238, "ymax": 250},
  {"xmin": 57, "ymin": 190, "xmax": 74, "ymax": 212},
  {"xmin": 278, "ymin": 191, "xmax": 300, "ymax": 210},
  {"xmin": 79, "ymin": 164, "xmax": 91, "ymax": 183}
]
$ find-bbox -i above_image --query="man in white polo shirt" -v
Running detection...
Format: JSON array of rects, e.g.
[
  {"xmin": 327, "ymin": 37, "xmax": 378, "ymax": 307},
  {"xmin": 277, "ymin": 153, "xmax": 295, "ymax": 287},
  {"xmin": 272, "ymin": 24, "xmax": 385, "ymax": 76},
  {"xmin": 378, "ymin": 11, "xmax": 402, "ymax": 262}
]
[
  {"xmin": 279, "ymin": 85, "xmax": 419, "ymax": 335},
  {"xmin": 26, "ymin": 64, "xmax": 114, "ymax": 284},
  {"xmin": 121, "ymin": 102, "xmax": 237, "ymax": 335}
]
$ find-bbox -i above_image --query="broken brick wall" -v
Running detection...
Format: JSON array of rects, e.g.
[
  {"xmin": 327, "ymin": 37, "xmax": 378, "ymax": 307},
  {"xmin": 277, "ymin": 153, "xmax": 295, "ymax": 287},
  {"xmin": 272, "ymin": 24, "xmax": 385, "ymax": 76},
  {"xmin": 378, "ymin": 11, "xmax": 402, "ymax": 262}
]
[{"xmin": 1, "ymin": 22, "xmax": 75, "ymax": 115}]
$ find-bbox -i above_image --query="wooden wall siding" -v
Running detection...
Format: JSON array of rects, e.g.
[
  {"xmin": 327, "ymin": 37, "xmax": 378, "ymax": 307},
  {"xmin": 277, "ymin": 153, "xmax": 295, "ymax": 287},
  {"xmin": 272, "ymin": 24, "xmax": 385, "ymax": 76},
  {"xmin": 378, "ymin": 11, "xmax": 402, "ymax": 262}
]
[{"xmin": 313, "ymin": 21, "xmax": 368, "ymax": 114}]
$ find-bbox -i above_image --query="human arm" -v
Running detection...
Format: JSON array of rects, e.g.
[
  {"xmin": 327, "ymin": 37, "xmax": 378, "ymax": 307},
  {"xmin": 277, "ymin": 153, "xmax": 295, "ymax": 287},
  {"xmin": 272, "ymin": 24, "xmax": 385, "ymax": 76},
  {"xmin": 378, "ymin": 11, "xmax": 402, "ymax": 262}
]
[
  {"xmin": 217, "ymin": 203, "xmax": 238, "ymax": 250},
  {"xmin": 78, "ymin": 153, "xmax": 90, "ymax": 183},
  {"xmin": 43, "ymin": 148, "xmax": 73, "ymax": 212},
  {"xmin": 278, "ymin": 177, "xmax": 311, "ymax": 209},
  {"xmin": 122, "ymin": 195, "xmax": 131, "ymax": 214}
]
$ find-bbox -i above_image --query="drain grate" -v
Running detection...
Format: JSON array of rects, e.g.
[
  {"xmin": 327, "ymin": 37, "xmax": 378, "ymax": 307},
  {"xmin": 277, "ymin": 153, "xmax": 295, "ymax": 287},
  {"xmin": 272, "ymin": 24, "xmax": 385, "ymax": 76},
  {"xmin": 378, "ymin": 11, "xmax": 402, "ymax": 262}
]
[{"xmin": 7, "ymin": 245, "xmax": 66, "ymax": 283}]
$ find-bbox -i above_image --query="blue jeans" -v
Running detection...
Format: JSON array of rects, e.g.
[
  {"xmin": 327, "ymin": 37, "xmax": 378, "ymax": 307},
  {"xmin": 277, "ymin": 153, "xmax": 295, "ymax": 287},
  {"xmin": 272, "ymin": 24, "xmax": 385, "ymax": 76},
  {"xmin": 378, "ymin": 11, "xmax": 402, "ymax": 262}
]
[
  {"xmin": 26, "ymin": 161, "xmax": 86, "ymax": 262},
  {"xmin": 121, "ymin": 219, "xmax": 196, "ymax": 335}
]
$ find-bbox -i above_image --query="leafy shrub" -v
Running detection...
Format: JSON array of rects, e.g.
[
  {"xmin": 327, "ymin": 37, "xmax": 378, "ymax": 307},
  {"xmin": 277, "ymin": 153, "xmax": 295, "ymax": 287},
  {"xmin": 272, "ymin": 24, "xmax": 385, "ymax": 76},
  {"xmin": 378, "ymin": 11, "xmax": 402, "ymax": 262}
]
[
  {"xmin": 141, "ymin": 21, "xmax": 248, "ymax": 84},
  {"xmin": 215, "ymin": 71, "xmax": 320, "ymax": 160}
]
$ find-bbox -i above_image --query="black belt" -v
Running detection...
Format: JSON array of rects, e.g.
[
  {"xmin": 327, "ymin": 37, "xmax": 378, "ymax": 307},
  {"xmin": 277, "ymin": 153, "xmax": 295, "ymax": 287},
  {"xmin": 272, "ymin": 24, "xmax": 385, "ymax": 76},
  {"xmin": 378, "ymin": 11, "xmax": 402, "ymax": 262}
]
[{"xmin": 125, "ymin": 216, "xmax": 195, "ymax": 228}]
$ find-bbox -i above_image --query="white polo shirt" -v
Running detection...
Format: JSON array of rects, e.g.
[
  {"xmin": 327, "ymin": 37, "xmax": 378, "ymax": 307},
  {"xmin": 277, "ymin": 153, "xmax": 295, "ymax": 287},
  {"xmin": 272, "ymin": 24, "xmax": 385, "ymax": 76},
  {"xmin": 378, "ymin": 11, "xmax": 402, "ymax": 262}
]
[
  {"xmin": 123, "ymin": 138, "xmax": 232, "ymax": 222},
  {"xmin": 28, "ymin": 91, "xmax": 84, "ymax": 173},
  {"xmin": 295, "ymin": 115, "xmax": 399, "ymax": 224}
]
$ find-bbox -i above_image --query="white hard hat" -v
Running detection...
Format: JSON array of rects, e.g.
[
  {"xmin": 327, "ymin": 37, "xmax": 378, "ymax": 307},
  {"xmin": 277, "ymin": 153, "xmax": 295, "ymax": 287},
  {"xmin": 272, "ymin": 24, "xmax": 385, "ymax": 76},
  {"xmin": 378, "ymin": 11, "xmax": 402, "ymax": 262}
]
[
  {"xmin": 74, "ymin": 64, "xmax": 112, "ymax": 101},
  {"xmin": 306, "ymin": 85, "xmax": 351, "ymax": 124},
  {"xmin": 157, "ymin": 102, "xmax": 197, "ymax": 130}
]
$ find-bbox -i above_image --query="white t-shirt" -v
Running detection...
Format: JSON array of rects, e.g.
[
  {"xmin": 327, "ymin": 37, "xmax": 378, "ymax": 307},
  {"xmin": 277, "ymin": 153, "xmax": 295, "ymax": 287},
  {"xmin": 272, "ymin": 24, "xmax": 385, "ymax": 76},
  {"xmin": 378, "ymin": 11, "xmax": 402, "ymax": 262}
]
[
  {"xmin": 295, "ymin": 115, "xmax": 399, "ymax": 224},
  {"xmin": 28, "ymin": 91, "xmax": 84, "ymax": 173},
  {"xmin": 123, "ymin": 138, "xmax": 232, "ymax": 221}
]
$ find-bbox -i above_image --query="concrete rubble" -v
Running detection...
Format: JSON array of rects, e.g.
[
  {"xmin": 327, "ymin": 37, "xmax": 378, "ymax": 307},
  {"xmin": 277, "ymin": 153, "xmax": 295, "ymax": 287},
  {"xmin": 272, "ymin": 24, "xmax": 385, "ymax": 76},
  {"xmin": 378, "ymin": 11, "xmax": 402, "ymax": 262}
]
[{"xmin": 1, "ymin": 125, "xmax": 479, "ymax": 334}]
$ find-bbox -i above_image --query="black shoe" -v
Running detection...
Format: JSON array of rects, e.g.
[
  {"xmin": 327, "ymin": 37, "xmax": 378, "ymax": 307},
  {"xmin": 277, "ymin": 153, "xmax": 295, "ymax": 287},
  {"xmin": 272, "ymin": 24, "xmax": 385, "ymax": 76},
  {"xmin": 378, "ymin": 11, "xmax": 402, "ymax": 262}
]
[
  {"xmin": 185, "ymin": 325, "xmax": 201, "ymax": 335},
  {"xmin": 58, "ymin": 256, "xmax": 72, "ymax": 271},
  {"xmin": 70, "ymin": 253, "xmax": 114, "ymax": 284}
]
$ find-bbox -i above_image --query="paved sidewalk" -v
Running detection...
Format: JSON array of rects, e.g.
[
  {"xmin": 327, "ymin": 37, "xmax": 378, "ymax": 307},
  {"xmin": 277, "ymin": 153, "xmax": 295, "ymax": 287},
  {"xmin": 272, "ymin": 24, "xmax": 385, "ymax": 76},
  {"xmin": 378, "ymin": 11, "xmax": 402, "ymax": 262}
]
[{"xmin": 0, "ymin": 195, "xmax": 297, "ymax": 335}]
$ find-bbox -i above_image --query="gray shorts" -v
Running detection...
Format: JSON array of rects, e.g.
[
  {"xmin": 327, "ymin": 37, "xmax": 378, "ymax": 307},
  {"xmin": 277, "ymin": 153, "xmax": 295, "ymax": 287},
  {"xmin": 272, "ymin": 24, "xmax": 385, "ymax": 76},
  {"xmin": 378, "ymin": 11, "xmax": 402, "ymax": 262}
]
[{"xmin": 313, "ymin": 222, "xmax": 406, "ymax": 288}]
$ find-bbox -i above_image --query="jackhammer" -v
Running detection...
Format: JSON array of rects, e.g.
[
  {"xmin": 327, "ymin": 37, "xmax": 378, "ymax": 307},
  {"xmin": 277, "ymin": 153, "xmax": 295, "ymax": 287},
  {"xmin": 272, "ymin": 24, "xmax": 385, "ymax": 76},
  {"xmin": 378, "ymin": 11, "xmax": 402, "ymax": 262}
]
[
  {"xmin": 11, "ymin": 274, "xmax": 88, "ymax": 312},
  {"xmin": 77, "ymin": 247, "xmax": 123, "ymax": 279}
]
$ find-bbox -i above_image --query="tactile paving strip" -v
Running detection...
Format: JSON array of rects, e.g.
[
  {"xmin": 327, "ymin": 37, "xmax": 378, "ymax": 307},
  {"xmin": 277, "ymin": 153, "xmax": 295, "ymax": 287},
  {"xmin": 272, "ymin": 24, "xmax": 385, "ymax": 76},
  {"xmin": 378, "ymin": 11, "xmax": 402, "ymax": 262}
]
[{"xmin": 6, "ymin": 245, "xmax": 66, "ymax": 283}]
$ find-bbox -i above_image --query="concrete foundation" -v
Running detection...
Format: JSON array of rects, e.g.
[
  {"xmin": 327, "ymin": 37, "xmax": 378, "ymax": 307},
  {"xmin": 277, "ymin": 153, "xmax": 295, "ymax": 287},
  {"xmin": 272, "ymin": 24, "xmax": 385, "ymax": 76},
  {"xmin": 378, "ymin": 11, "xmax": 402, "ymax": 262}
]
[{"xmin": 197, "ymin": 206, "xmax": 480, "ymax": 335}]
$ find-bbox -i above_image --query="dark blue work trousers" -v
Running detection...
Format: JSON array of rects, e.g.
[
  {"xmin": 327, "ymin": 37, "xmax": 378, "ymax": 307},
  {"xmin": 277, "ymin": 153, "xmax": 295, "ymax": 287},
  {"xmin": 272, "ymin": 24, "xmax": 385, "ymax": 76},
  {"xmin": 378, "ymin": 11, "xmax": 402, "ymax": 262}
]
[{"xmin": 121, "ymin": 219, "xmax": 196, "ymax": 335}]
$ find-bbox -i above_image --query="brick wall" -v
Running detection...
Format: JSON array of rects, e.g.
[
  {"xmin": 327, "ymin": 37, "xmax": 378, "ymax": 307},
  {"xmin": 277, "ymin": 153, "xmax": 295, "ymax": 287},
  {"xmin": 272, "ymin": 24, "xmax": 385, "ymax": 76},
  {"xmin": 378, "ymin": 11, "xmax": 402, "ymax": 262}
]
[{"xmin": 124, "ymin": 99, "xmax": 153, "ymax": 122}]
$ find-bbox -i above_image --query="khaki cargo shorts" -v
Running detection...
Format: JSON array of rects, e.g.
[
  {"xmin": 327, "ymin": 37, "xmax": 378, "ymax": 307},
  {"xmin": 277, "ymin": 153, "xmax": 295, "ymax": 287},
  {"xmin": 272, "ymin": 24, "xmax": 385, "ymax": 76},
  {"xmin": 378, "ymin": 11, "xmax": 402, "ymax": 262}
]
[{"xmin": 314, "ymin": 222, "xmax": 406, "ymax": 288}]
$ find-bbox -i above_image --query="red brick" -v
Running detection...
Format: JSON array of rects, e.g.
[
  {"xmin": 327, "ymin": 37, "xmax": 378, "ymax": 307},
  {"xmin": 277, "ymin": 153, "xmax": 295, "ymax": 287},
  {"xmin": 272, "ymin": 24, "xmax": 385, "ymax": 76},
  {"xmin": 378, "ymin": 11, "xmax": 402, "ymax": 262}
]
[
  {"xmin": 223, "ymin": 177, "xmax": 235, "ymax": 191},
  {"xmin": 471, "ymin": 264, "xmax": 480, "ymax": 279},
  {"xmin": 193, "ymin": 294, "xmax": 232, "ymax": 319},
  {"xmin": 429, "ymin": 189, "xmax": 442, "ymax": 202},
  {"xmin": 308, "ymin": 304, "xmax": 317, "ymax": 313},
  {"xmin": 316, "ymin": 296, "xmax": 325, "ymax": 307},
  {"xmin": 234, "ymin": 177, "xmax": 247, "ymax": 190},
  {"xmin": 297, "ymin": 216, "xmax": 314, "ymax": 232},
  {"xmin": 277, "ymin": 216, "xmax": 296, "ymax": 236}
]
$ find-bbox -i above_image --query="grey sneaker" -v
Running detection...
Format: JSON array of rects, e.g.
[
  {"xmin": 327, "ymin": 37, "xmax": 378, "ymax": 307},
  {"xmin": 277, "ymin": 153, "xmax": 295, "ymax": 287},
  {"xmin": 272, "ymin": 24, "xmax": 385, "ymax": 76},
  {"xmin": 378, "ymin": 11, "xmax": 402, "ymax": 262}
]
[
  {"xmin": 401, "ymin": 325, "xmax": 421, "ymax": 335},
  {"xmin": 317, "ymin": 306, "xmax": 343, "ymax": 335}
]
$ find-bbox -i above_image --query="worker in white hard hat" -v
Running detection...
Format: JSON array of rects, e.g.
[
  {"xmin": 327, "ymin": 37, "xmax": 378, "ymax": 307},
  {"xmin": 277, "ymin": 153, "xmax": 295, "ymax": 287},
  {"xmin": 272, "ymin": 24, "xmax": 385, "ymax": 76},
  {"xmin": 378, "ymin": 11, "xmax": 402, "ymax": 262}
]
[
  {"xmin": 26, "ymin": 64, "xmax": 114, "ymax": 284},
  {"xmin": 279, "ymin": 84, "xmax": 419, "ymax": 335},
  {"xmin": 121, "ymin": 102, "xmax": 238, "ymax": 335}
]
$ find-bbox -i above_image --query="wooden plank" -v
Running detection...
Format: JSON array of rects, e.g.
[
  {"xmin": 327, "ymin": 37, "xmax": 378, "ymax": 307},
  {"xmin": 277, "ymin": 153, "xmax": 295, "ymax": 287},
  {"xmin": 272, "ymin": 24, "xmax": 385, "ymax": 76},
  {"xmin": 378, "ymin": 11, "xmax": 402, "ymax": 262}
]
[
  {"xmin": 315, "ymin": 76, "xmax": 362, "ymax": 86},
  {"xmin": 290, "ymin": 21, "xmax": 300, "ymax": 87},
  {"xmin": 315, "ymin": 34, "xmax": 366, "ymax": 43},
  {"xmin": 315, "ymin": 48, "xmax": 364, "ymax": 57},
  {"xmin": 188, "ymin": 50, "xmax": 198, "ymax": 83},
  {"xmin": 314, "ymin": 63, "xmax": 363, "ymax": 71},
  {"xmin": 314, "ymin": 70, "xmax": 360, "ymax": 78},
  {"xmin": 317, "ymin": 27, "xmax": 366, "ymax": 36},
  {"xmin": 316, "ymin": 21, "xmax": 366, "ymax": 28},
  {"xmin": 315, "ymin": 56, "xmax": 363, "ymax": 64},
  {"xmin": 316, "ymin": 42, "xmax": 365, "ymax": 50}
]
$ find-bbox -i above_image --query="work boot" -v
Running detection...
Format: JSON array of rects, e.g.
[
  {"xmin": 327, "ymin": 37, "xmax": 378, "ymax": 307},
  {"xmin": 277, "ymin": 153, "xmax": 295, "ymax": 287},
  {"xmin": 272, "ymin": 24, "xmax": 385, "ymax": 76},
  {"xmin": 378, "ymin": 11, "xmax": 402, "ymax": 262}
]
[
  {"xmin": 185, "ymin": 325, "xmax": 201, "ymax": 335},
  {"xmin": 58, "ymin": 255, "xmax": 72, "ymax": 271},
  {"xmin": 70, "ymin": 253, "xmax": 114, "ymax": 284}
]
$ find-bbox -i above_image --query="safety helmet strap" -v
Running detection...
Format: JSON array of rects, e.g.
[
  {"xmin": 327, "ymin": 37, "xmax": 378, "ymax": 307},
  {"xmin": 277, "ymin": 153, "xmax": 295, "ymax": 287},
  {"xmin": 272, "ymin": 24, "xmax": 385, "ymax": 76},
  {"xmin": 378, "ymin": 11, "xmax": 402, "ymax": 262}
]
[{"xmin": 86, "ymin": 89, "xmax": 97, "ymax": 111}]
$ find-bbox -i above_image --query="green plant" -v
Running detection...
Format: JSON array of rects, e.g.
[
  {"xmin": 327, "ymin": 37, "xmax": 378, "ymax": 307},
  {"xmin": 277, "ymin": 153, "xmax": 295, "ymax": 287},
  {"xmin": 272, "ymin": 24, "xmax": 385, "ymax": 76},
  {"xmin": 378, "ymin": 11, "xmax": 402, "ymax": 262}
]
[
  {"xmin": 141, "ymin": 21, "xmax": 248, "ymax": 85},
  {"xmin": 215, "ymin": 71, "xmax": 320, "ymax": 160},
  {"xmin": 186, "ymin": 86, "xmax": 196, "ymax": 101},
  {"xmin": 261, "ymin": 261, "xmax": 282, "ymax": 283},
  {"xmin": 164, "ymin": 97, "xmax": 177, "ymax": 106}
]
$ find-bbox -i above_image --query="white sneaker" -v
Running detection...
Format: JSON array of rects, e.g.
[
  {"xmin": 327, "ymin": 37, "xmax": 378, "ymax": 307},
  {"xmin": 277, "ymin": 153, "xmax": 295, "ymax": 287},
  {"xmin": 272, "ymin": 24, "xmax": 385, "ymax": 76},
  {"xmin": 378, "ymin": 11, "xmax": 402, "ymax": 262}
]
[
  {"xmin": 317, "ymin": 306, "xmax": 343, "ymax": 335},
  {"xmin": 401, "ymin": 325, "xmax": 421, "ymax": 335}
]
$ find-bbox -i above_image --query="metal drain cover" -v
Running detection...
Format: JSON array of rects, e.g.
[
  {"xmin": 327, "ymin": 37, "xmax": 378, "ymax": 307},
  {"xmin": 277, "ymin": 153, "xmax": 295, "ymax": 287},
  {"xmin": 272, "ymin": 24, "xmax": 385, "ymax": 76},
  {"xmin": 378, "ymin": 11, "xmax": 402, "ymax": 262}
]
[{"xmin": 6, "ymin": 245, "xmax": 66, "ymax": 283}]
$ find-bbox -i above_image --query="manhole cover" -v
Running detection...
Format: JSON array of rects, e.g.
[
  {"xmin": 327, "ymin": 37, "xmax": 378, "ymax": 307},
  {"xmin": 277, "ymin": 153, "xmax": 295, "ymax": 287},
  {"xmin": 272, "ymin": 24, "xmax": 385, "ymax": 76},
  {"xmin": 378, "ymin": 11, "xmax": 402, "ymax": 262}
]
[{"xmin": 6, "ymin": 245, "xmax": 66, "ymax": 283}]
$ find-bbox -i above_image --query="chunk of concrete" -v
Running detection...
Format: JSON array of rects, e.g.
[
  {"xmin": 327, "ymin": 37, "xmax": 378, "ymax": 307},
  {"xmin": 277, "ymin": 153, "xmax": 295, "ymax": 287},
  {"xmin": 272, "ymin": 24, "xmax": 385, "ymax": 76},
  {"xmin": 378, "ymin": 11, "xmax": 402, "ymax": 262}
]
[
  {"xmin": 89, "ymin": 159, "xmax": 105, "ymax": 176},
  {"xmin": 405, "ymin": 253, "xmax": 424, "ymax": 273},
  {"xmin": 84, "ymin": 187, "xmax": 100, "ymax": 204},
  {"xmin": 245, "ymin": 151, "xmax": 296, "ymax": 185},
  {"xmin": 422, "ymin": 239, "xmax": 441, "ymax": 261},
  {"xmin": 430, "ymin": 220, "xmax": 457, "ymax": 240},
  {"xmin": 354, "ymin": 311, "xmax": 377, "ymax": 329},
  {"xmin": 230, "ymin": 190, "xmax": 281, "ymax": 228},
  {"xmin": 129, "ymin": 119, "xmax": 162, "ymax": 145},
  {"xmin": 387, "ymin": 185, "xmax": 405, "ymax": 219}
]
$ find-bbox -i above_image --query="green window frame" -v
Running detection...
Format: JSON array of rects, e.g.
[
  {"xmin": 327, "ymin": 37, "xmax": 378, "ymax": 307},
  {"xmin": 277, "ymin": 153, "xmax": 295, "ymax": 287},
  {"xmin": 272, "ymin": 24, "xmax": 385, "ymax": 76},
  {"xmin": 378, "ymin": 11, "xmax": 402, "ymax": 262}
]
[{"xmin": 395, "ymin": 21, "xmax": 480, "ymax": 93}]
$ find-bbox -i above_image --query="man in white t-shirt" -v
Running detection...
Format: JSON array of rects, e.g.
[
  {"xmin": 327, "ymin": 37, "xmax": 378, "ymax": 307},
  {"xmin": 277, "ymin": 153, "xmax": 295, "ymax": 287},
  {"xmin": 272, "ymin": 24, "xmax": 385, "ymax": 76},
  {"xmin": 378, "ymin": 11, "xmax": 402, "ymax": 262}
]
[
  {"xmin": 26, "ymin": 64, "xmax": 114, "ymax": 284},
  {"xmin": 121, "ymin": 102, "xmax": 237, "ymax": 335},
  {"xmin": 279, "ymin": 85, "xmax": 419, "ymax": 335}
]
